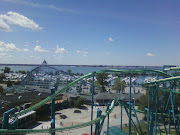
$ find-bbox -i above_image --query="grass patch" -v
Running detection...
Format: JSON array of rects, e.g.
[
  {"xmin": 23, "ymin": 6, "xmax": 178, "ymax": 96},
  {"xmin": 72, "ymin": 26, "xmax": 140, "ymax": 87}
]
[{"xmin": 122, "ymin": 122, "xmax": 147, "ymax": 134}]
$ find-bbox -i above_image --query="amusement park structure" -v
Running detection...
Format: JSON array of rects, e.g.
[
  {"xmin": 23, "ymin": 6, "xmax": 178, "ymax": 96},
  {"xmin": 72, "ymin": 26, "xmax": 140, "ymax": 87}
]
[{"xmin": 0, "ymin": 65, "xmax": 180, "ymax": 135}]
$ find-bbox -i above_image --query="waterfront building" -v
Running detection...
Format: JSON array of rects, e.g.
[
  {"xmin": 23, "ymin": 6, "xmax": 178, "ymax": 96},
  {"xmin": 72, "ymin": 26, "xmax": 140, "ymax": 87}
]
[{"xmin": 5, "ymin": 60, "xmax": 85, "ymax": 94}]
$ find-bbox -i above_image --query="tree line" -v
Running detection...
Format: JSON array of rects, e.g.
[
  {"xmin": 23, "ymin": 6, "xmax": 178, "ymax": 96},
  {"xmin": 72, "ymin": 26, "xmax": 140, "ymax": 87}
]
[{"xmin": 94, "ymin": 72, "xmax": 126, "ymax": 93}]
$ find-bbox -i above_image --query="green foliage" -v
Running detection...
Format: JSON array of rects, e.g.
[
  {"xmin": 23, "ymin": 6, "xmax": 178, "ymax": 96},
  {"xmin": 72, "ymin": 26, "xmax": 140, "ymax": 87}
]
[
  {"xmin": 140, "ymin": 72, "xmax": 145, "ymax": 76},
  {"xmin": 30, "ymin": 99, "xmax": 50, "ymax": 120},
  {"xmin": 7, "ymin": 81, "xmax": 13, "ymax": 87},
  {"xmin": 132, "ymin": 80, "xmax": 137, "ymax": 85},
  {"xmin": 137, "ymin": 89, "xmax": 179, "ymax": 113},
  {"xmin": 122, "ymin": 122, "xmax": 147, "ymax": 134},
  {"xmin": 75, "ymin": 97, "xmax": 84, "ymax": 108},
  {"xmin": 138, "ymin": 91, "xmax": 149, "ymax": 110},
  {"xmin": 55, "ymin": 71, "xmax": 59, "ymax": 75},
  {"xmin": 4, "ymin": 67, "xmax": 11, "ymax": 73},
  {"xmin": 59, "ymin": 114, "xmax": 67, "ymax": 119},
  {"xmin": 13, "ymin": 81, "xmax": 20, "ymax": 85},
  {"xmin": 67, "ymin": 69, "xmax": 83, "ymax": 76},
  {"xmin": 94, "ymin": 81, "xmax": 101, "ymax": 90},
  {"xmin": 76, "ymin": 72, "xmax": 80, "ymax": 75},
  {"xmin": 88, "ymin": 79, "xmax": 92, "ymax": 83},
  {"xmin": 74, "ymin": 110, "xmax": 81, "ymax": 113},
  {"xmin": 88, "ymin": 78, "xmax": 100, "ymax": 93},
  {"xmin": 112, "ymin": 78, "xmax": 126, "ymax": 93},
  {"xmin": 175, "ymin": 93, "xmax": 180, "ymax": 108},
  {"xmin": 0, "ymin": 73, "xmax": 5, "ymax": 83},
  {"xmin": 96, "ymin": 73, "xmax": 109, "ymax": 92},
  {"xmin": 18, "ymin": 70, "xmax": 26, "ymax": 74},
  {"xmin": 67, "ymin": 69, "xmax": 72, "ymax": 74},
  {"xmin": 0, "ymin": 86, "xmax": 4, "ymax": 95},
  {"xmin": 114, "ymin": 72, "xmax": 139, "ymax": 77}
]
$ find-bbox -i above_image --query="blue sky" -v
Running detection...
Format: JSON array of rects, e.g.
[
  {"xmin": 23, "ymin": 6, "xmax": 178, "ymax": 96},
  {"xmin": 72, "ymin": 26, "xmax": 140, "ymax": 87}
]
[{"xmin": 0, "ymin": 0, "xmax": 180, "ymax": 66}]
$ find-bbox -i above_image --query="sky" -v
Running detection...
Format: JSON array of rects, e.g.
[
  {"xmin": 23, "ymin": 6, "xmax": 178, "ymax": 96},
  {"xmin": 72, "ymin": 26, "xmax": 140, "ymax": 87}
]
[{"xmin": 0, "ymin": 0, "xmax": 180, "ymax": 66}]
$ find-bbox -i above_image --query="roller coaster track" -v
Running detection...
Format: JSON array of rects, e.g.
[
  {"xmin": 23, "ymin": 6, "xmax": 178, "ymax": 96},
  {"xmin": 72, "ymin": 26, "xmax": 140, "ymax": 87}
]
[
  {"xmin": 164, "ymin": 67, "xmax": 180, "ymax": 71},
  {"xmin": 0, "ymin": 69, "xmax": 180, "ymax": 134},
  {"xmin": 0, "ymin": 101, "xmax": 115, "ymax": 134}
]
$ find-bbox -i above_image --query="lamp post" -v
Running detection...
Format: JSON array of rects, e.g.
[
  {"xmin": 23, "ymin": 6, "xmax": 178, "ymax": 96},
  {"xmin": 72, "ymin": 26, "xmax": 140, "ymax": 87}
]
[{"xmin": 133, "ymin": 98, "xmax": 135, "ymax": 106}]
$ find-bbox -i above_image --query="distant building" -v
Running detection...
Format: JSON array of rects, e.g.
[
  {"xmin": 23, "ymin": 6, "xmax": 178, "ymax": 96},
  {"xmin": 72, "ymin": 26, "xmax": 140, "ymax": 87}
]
[
  {"xmin": 5, "ymin": 60, "xmax": 76, "ymax": 93},
  {"xmin": 94, "ymin": 92, "xmax": 143, "ymax": 106}
]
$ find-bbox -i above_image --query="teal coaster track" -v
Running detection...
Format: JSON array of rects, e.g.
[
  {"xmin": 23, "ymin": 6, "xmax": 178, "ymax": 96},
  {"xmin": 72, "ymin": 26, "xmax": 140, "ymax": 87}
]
[{"xmin": 0, "ymin": 68, "xmax": 180, "ymax": 134}]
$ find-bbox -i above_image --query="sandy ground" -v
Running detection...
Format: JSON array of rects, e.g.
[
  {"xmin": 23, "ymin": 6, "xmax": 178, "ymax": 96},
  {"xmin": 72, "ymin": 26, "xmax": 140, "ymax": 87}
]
[
  {"xmin": 28, "ymin": 105, "xmax": 144, "ymax": 135},
  {"xmin": 123, "ymin": 86, "xmax": 146, "ymax": 94}
]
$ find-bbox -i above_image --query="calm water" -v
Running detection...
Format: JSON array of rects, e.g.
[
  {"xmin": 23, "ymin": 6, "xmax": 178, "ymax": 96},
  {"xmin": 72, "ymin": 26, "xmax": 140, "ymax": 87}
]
[
  {"xmin": 0, "ymin": 65, "xmax": 166, "ymax": 86},
  {"xmin": 0, "ymin": 65, "xmax": 162, "ymax": 74},
  {"xmin": 0, "ymin": 66, "xmax": 111, "ymax": 74}
]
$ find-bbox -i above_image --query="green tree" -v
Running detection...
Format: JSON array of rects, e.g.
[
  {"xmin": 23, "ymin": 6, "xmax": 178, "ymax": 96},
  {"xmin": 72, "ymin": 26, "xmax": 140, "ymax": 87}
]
[
  {"xmin": 67, "ymin": 69, "xmax": 72, "ymax": 75},
  {"xmin": 13, "ymin": 81, "xmax": 20, "ymax": 85},
  {"xmin": 88, "ymin": 79, "xmax": 92, "ymax": 83},
  {"xmin": 75, "ymin": 97, "xmax": 84, "ymax": 108},
  {"xmin": 138, "ymin": 91, "xmax": 149, "ymax": 110},
  {"xmin": 7, "ymin": 81, "xmax": 13, "ymax": 87},
  {"xmin": 30, "ymin": 99, "xmax": 50, "ymax": 120},
  {"xmin": 0, "ymin": 73, "xmax": 5, "ymax": 83},
  {"xmin": 175, "ymin": 94, "xmax": 180, "ymax": 109},
  {"xmin": 0, "ymin": 86, "xmax": 4, "ymax": 95},
  {"xmin": 112, "ymin": 78, "xmax": 126, "ymax": 93},
  {"xmin": 19, "ymin": 70, "xmax": 26, "ymax": 74},
  {"xmin": 55, "ymin": 71, "xmax": 59, "ymax": 75},
  {"xmin": 76, "ymin": 72, "xmax": 80, "ymax": 75},
  {"xmin": 132, "ymin": 80, "xmax": 137, "ymax": 85},
  {"xmin": 96, "ymin": 73, "xmax": 109, "ymax": 92},
  {"xmin": 4, "ymin": 67, "xmax": 11, "ymax": 73}
]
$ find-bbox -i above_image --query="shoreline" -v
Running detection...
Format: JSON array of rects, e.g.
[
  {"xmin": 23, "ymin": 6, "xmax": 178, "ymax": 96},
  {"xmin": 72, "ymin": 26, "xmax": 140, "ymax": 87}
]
[{"xmin": 0, "ymin": 64, "xmax": 162, "ymax": 68}]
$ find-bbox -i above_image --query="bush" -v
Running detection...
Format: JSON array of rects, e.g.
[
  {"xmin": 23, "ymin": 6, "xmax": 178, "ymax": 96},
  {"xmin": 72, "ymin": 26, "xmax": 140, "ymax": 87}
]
[
  {"xmin": 30, "ymin": 99, "xmax": 50, "ymax": 120},
  {"xmin": 7, "ymin": 81, "xmax": 13, "ymax": 87},
  {"xmin": 59, "ymin": 115, "xmax": 67, "ymax": 119},
  {"xmin": 75, "ymin": 97, "xmax": 84, "ymax": 108},
  {"xmin": 74, "ymin": 110, "xmax": 81, "ymax": 113},
  {"xmin": 4, "ymin": 67, "xmax": 10, "ymax": 73},
  {"xmin": 0, "ymin": 73, "xmax": 5, "ymax": 83},
  {"xmin": 0, "ymin": 86, "xmax": 4, "ymax": 95}
]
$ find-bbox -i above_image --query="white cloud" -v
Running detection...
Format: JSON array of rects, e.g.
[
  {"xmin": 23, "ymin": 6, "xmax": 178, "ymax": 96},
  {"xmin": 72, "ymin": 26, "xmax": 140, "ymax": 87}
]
[
  {"xmin": 34, "ymin": 46, "xmax": 49, "ymax": 53},
  {"xmin": 76, "ymin": 50, "xmax": 88, "ymax": 57},
  {"xmin": 0, "ymin": 41, "xmax": 30, "ymax": 52},
  {"xmin": 30, "ymin": 55, "xmax": 40, "ymax": 59},
  {"xmin": 0, "ymin": 53, "xmax": 13, "ymax": 58},
  {"xmin": 0, "ymin": 41, "xmax": 20, "ymax": 52},
  {"xmin": 108, "ymin": 37, "xmax": 114, "ymax": 42},
  {"xmin": 0, "ymin": 18, "xmax": 11, "ymax": 32},
  {"xmin": 55, "ymin": 45, "xmax": 67, "ymax": 54},
  {"xmin": 0, "ymin": 11, "xmax": 42, "ymax": 31},
  {"xmin": 147, "ymin": 53, "xmax": 155, "ymax": 57},
  {"xmin": 2, "ymin": 0, "xmax": 73, "ymax": 13},
  {"xmin": 22, "ymin": 48, "xmax": 29, "ymax": 52}
]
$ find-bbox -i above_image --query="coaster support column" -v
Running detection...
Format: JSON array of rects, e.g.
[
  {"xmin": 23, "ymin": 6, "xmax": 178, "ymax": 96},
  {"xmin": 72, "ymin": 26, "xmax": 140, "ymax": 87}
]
[
  {"xmin": 51, "ymin": 87, "xmax": 55, "ymax": 135},
  {"xmin": 91, "ymin": 72, "xmax": 95, "ymax": 135},
  {"xmin": 128, "ymin": 75, "xmax": 132, "ymax": 134}
]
